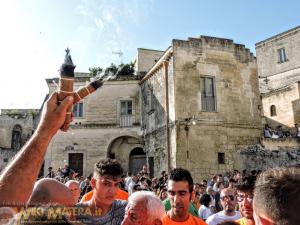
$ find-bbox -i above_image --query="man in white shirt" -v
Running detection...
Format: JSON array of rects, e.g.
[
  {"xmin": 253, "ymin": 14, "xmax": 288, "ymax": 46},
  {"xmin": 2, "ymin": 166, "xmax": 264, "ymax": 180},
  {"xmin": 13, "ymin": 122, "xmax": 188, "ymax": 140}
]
[
  {"xmin": 206, "ymin": 188, "xmax": 241, "ymax": 225},
  {"xmin": 128, "ymin": 175, "xmax": 138, "ymax": 194}
]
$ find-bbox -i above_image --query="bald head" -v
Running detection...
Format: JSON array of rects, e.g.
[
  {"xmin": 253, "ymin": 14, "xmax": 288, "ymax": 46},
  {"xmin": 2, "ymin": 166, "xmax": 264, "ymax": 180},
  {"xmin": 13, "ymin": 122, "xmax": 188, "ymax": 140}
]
[
  {"xmin": 28, "ymin": 178, "xmax": 75, "ymax": 206},
  {"xmin": 220, "ymin": 188, "xmax": 237, "ymax": 216}
]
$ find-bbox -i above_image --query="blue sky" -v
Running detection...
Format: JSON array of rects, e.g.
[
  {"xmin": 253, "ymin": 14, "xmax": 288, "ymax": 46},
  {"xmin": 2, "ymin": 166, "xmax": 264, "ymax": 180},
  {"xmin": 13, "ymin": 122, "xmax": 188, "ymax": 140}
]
[{"xmin": 0, "ymin": 0, "xmax": 300, "ymax": 109}]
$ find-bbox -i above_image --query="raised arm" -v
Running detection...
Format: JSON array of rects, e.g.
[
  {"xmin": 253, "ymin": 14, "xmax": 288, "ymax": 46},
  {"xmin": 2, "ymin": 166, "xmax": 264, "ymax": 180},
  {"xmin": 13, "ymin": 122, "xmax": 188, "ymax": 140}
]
[{"xmin": 0, "ymin": 92, "xmax": 73, "ymax": 206}]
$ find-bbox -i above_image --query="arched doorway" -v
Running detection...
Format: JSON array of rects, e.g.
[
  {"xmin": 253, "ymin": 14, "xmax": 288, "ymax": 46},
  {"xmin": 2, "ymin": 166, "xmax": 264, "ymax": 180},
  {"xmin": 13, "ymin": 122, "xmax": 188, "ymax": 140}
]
[
  {"xmin": 107, "ymin": 135, "xmax": 144, "ymax": 173},
  {"xmin": 11, "ymin": 124, "xmax": 22, "ymax": 150},
  {"xmin": 129, "ymin": 148, "xmax": 146, "ymax": 175}
]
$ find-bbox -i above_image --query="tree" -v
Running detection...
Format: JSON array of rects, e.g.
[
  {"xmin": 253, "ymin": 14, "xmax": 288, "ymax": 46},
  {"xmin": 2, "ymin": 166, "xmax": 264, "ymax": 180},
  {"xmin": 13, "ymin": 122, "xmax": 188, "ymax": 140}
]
[
  {"xmin": 116, "ymin": 62, "xmax": 135, "ymax": 76},
  {"xmin": 88, "ymin": 62, "xmax": 135, "ymax": 79},
  {"xmin": 88, "ymin": 67, "xmax": 103, "ymax": 77},
  {"xmin": 104, "ymin": 63, "xmax": 118, "ymax": 76}
]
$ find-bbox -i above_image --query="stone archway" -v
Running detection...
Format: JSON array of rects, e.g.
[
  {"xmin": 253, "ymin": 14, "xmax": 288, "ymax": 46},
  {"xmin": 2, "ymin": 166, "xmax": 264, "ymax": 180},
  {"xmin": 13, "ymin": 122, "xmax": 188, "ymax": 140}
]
[
  {"xmin": 129, "ymin": 148, "xmax": 146, "ymax": 175},
  {"xmin": 107, "ymin": 135, "xmax": 143, "ymax": 173}
]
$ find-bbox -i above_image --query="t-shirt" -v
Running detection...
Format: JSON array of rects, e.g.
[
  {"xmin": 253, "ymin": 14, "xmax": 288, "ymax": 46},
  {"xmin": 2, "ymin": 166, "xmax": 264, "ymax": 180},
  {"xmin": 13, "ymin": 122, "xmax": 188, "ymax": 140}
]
[
  {"xmin": 236, "ymin": 217, "xmax": 248, "ymax": 225},
  {"xmin": 162, "ymin": 214, "xmax": 207, "ymax": 225},
  {"xmin": 206, "ymin": 211, "xmax": 242, "ymax": 225},
  {"xmin": 163, "ymin": 199, "xmax": 198, "ymax": 216},
  {"xmin": 76, "ymin": 200, "xmax": 127, "ymax": 225},
  {"xmin": 198, "ymin": 205, "xmax": 212, "ymax": 220},
  {"xmin": 80, "ymin": 188, "xmax": 129, "ymax": 202}
]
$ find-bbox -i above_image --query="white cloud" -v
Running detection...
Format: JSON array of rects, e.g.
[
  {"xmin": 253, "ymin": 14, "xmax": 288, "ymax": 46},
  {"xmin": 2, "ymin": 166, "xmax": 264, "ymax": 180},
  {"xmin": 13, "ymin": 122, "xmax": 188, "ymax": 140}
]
[
  {"xmin": 74, "ymin": 0, "xmax": 154, "ymax": 61},
  {"xmin": 103, "ymin": 9, "xmax": 114, "ymax": 23},
  {"xmin": 76, "ymin": 5, "xmax": 90, "ymax": 16},
  {"xmin": 94, "ymin": 18, "xmax": 104, "ymax": 30},
  {"xmin": 0, "ymin": 0, "xmax": 153, "ymax": 108}
]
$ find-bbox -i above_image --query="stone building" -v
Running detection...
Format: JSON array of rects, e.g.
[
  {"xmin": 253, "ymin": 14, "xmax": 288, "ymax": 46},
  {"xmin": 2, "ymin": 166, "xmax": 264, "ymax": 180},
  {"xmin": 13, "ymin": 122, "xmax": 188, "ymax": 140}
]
[
  {"xmin": 134, "ymin": 48, "xmax": 164, "ymax": 76},
  {"xmin": 140, "ymin": 36, "xmax": 262, "ymax": 180},
  {"xmin": 0, "ymin": 109, "xmax": 38, "ymax": 171},
  {"xmin": 256, "ymin": 26, "xmax": 300, "ymax": 127},
  {"xmin": 44, "ymin": 73, "xmax": 143, "ymax": 177}
]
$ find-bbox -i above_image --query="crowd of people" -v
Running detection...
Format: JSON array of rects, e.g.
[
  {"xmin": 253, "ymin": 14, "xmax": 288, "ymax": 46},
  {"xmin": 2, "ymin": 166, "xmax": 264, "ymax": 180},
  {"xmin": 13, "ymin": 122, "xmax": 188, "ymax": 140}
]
[
  {"xmin": 263, "ymin": 124, "xmax": 297, "ymax": 139},
  {"xmin": 0, "ymin": 92, "xmax": 299, "ymax": 225}
]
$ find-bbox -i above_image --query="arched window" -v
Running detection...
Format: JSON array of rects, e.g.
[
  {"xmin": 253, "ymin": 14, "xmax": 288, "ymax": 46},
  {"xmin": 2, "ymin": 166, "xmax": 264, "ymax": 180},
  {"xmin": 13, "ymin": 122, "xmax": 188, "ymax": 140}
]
[
  {"xmin": 270, "ymin": 105, "xmax": 277, "ymax": 117},
  {"xmin": 11, "ymin": 124, "xmax": 22, "ymax": 150}
]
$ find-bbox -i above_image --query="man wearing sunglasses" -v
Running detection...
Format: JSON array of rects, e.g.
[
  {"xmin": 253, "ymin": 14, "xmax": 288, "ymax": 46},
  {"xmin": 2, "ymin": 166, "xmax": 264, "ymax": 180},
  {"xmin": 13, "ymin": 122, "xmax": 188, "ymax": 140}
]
[{"xmin": 206, "ymin": 188, "xmax": 241, "ymax": 225}]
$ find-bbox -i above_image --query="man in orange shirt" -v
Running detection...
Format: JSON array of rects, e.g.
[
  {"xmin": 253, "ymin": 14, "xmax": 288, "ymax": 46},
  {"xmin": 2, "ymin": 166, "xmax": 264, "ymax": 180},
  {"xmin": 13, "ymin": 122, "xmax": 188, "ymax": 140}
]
[
  {"xmin": 162, "ymin": 168, "xmax": 207, "ymax": 225},
  {"xmin": 80, "ymin": 187, "xmax": 128, "ymax": 202},
  {"xmin": 235, "ymin": 176, "xmax": 256, "ymax": 225}
]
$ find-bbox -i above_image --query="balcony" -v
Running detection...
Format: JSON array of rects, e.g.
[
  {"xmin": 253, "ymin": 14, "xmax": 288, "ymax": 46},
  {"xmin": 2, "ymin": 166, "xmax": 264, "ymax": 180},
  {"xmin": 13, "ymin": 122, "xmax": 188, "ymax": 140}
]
[{"xmin": 120, "ymin": 115, "xmax": 133, "ymax": 127}]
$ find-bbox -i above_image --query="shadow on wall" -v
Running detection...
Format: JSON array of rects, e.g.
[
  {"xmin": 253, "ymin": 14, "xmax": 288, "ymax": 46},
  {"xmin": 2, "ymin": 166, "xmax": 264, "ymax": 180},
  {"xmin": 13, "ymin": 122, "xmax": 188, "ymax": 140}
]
[
  {"xmin": 264, "ymin": 116, "xmax": 292, "ymax": 130},
  {"xmin": 292, "ymin": 98, "xmax": 300, "ymax": 125},
  {"xmin": 141, "ymin": 81, "xmax": 168, "ymax": 175}
]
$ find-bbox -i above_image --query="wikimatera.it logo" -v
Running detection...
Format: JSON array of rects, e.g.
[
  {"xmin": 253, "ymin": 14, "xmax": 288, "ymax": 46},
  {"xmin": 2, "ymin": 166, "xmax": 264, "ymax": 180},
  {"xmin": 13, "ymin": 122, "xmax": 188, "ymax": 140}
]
[{"xmin": 0, "ymin": 206, "xmax": 103, "ymax": 224}]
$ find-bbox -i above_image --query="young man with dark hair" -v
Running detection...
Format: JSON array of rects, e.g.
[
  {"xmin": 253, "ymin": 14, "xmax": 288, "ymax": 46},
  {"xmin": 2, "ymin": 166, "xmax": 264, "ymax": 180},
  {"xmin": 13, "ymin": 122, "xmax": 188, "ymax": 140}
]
[
  {"xmin": 198, "ymin": 194, "xmax": 212, "ymax": 221},
  {"xmin": 253, "ymin": 166, "xmax": 300, "ymax": 225},
  {"xmin": 235, "ymin": 176, "xmax": 256, "ymax": 225},
  {"xmin": 162, "ymin": 168, "xmax": 207, "ymax": 225},
  {"xmin": 77, "ymin": 159, "xmax": 127, "ymax": 225}
]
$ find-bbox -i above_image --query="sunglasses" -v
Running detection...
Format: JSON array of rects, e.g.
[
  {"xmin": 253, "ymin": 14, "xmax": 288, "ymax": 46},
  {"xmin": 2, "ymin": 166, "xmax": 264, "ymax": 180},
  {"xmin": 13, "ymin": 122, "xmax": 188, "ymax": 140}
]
[
  {"xmin": 220, "ymin": 195, "xmax": 235, "ymax": 201},
  {"xmin": 236, "ymin": 194, "xmax": 254, "ymax": 202}
]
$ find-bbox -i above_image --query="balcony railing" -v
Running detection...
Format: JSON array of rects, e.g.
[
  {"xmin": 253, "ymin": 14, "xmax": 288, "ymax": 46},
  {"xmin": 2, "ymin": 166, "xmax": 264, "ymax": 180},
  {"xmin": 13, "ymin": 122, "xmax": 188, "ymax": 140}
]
[
  {"xmin": 120, "ymin": 115, "xmax": 133, "ymax": 127},
  {"xmin": 201, "ymin": 96, "xmax": 216, "ymax": 112}
]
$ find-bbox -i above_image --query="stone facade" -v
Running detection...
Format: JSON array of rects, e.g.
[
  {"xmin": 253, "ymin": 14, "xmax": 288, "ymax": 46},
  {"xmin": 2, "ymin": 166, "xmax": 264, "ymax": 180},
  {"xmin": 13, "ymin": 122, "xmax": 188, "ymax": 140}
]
[
  {"xmin": 140, "ymin": 36, "xmax": 262, "ymax": 181},
  {"xmin": 256, "ymin": 26, "xmax": 300, "ymax": 127},
  {"xmin": 134, "ymin": 48, "xmax": 165, "ymax": 76},
  {"xmin": 261, "ymin": 137, "xmax": 300, "ymax": 150},
  {"xmin": 239, "ymin": 144, "xmax": 300, "ymax": 170},
  {"xmin": 261, "ymin": 83, "xmax": 300, "ymax": 127},
  {"xmin": 45, "ymin": 73, "xmax": 143, "ymax": 177},
  {"xmin": 0, "ymin": 109, "xmax": 38, "ymax": 171}
]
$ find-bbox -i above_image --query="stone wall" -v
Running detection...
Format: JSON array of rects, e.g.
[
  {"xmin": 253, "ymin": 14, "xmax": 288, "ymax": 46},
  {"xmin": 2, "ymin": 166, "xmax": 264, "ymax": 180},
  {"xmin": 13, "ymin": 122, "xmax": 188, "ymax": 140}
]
[
  {"xmin": 171, "ymin": 36, "xmax": 262, "ymax": 181},
  {"xmin": 262, "ymin": 83, "xmax": 300, "ymax": 127},
  {"xmin": 256, "ymin": 26, "xmax": 300, "ymax": 89},
  {"xmin": 0, "ymin": 149, "xmax": 18, "ymax": 172},
  {"xmin": 256, "ymin": 26, "xmax": 300, "ymax": 129},
  {"xmin": 140, "ymin": 59, "xmax": 169, "ymax": 176},
  {"xmin": 262, "ymin": 138, "xmax": 300, "ymax": 150},
  {"xmin": 45, "ymin": 77, "xmax": 143, "ymax": 176},
  {"xmin": 135, "ymin": 48, "xmax": 165, "ymax": 76},
  {"xmin": 0, "ymin": 110, "xmax": 38, "ymax": 172},
  {"xmin": 0, "ymin": 113, "xmax": 36, "ymax": 148},
  {"xmin": 140, "ymin": 36, "xmax": 262, "ymax": 181},
  {"xmin": 47, "ymin": 78, "xmax": 141, "ymax": 126},
  {"xmin": 45, "ymin": 126, "xmax": 141, "ymax": 177},
  {"xmin": 239, "ymin": 144, "xmax": 300, "ymax": 170}
]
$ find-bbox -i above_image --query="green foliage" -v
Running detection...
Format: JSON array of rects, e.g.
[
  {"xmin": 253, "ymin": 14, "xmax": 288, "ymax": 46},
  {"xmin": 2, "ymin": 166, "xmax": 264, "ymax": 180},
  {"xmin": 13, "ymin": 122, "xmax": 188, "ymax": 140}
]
[
  {"xmin": 116, "ymin": 62, "xmax": 135, "ymax": 76},
  {"xmin": 104, "ymin": 63, "xmax": 118, "ymax": 76},
  {"xmin": 88, "ymin": 67, "xmax": 103, "ymax": 77},
  {"xmin": 89, "ymin": 62, "xmax": 135, "ymax": 78}
]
